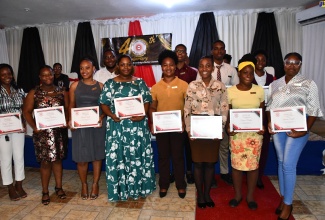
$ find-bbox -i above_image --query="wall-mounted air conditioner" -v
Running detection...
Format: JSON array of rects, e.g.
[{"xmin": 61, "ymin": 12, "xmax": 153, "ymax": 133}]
[{"xmin": 296, "ymin": 5, "xmax": 325, "ymax": 25}]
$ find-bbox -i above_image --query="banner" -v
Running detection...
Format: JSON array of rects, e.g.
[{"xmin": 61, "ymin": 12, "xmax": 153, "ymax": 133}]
[{"xmin": 101, "ymin": 33, "xmax": 172, "ymax": 65}]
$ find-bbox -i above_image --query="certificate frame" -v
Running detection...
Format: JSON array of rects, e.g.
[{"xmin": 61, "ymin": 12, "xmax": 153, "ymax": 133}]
[
  {"xmin": 71, "ymin": 106, "xmax": 99, "ymax": 128},
  {"xmin": 229, "ymin": 108, "xmax": 263, "ymax": 132},
  {"xmin": 114, "ymin": 95, "xmax": 145, "ymax": 119},
  {"xmin": 190, "ymin": 115, "xmax": 223, "ymax": 139},
  {"xmin": 34, "ymin": 106, "xmax": 66, "ymax": 130},
  {"xmin": 270, "ymin": 106, "xmax": 307, "ymax": 132},
  {"xmin": 152, "ymin": 110, "xmax": 182, "ymax": 133},
  {"xmin": 0, "ymin": 112, "xmax": 23, "ymax": 135}
]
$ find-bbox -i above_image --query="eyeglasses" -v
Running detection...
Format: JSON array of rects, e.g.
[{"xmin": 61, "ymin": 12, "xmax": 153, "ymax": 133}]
[
  {"xmin": 175, "ymin": 49, "xmax": 186, "ymax": 54},
  {"xmin": 284, "ymin": 59, "xmax": 301, "ymax": 66}
]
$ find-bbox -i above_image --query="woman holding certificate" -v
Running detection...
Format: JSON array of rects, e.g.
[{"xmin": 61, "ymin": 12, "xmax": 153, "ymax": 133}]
[
  {"xmin": 69, "ymin": 57, "xmax": 106, "ymax": 200},
  {"xmin": 149, "ymin": 50, "xmax": 188, "ymax": 199},
  {"xmin": 267, "ymin": 52, "xmax": 323, "ymax": 220},
  {"xmin": 227, "ymin": 54, "xmax": 264, "ymax": 210},
  {"xmin": 23, "ymin": 65, "xmax": 69, "ymax": 205},
  {"xmin": 99, "ymin": 54, "xmax": 156, "ymax": 201},
  {"xmin": 184, "ymin": 56, "xmax": 228, "ymax": 208},
  {"xmin": 0, "ymin": 64, "xmax": 26, "ymax": 201}
]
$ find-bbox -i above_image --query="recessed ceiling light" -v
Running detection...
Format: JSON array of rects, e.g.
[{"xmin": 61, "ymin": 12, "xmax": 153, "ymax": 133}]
[
  {"xmin": 149, "ymin": 0, "xmax": 191, "ymax": 8},
  {"xmin": 24, "ymin": 8, "xmax": 30, "ymax": 12}
]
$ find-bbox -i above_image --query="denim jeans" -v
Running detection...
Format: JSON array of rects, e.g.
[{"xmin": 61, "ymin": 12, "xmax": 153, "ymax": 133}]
[{"xmin": 273, "ymin": 132, "xmax": 309, "ymax": 205}]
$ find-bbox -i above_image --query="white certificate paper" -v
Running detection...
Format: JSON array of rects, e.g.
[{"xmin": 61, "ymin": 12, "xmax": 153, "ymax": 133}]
[
  {"xmin": 270, "ymin": 106, "xmax": 307, "ymax": 132},
  {"xmin": 0, "ymin": 113, "xmax": 23, "ymax": 135},
  {"xmin": 152, "ymin": 110, "xmax": 182, "ymax": 133},
  {"xmin": 114, "ymin": 95, "xmax": 145, "ymax": 119},
  {"xmin": 230, "ymin": 108, "xmax": 263, "ymax": 132},
  {"xmin": 71, "ymin": 106, "xmax": 99, "ymax": 128},
  {"xmin": 34, "ymin": 106, "xmax": 66, "ymax": 130},
  {"xmin": 191, "ymin": 116, "xmax": 222, "ymax": 139}
]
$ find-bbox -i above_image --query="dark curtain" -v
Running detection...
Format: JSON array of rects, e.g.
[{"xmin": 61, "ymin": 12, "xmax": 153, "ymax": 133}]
[
  {"xmin": 189, "ymin": 12, "xmax": 219, "ymax": 69},
  {"xmin": 251, "ymin": 12, "xmax": 284, "ymax": 79},
  {"xmin": 70, "ymin": 22, "xmax": 99, "ymax": 78},
  {"xmin": 17, "ymin": 27, "xmax": 45, "ymax": 92}
]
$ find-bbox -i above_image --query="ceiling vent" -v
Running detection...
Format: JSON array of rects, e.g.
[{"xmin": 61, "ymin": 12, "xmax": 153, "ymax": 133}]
[{"xmin": 296, "ymin": 5, "xmax": 325, "ymax": 25}]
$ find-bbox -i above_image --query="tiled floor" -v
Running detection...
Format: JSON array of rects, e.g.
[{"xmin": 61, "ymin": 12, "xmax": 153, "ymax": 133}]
[
  {"xmin": 0, "ymin": 170, "xmax": 324, "ymax": 219},
  {"xmin": 0, "ymin": 131, "xmax": 324, "ymax": 220}
]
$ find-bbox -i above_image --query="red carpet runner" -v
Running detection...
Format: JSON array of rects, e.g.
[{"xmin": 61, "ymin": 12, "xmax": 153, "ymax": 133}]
[{"xmin": 196, "ymin": 175, "xmax": 295, "ymax": 220}]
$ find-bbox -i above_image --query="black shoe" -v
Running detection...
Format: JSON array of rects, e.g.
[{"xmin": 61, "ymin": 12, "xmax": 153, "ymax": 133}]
[
  {"xmin": 169, "ymin": 174, "xmax": 175, "ymax": 183},
  {"xmin": 278, "ymin": 205, "xmax": 292, "ymax": 220},
  {"xmin": 211, "ymin": 178, "xmax": 217, "ymax": 188},
  {"xmin": 206, "ymin": 201, "xmax": 215, "ymax": 208},
  {"xmin": 197, "ymin": 201, "xmax": 206, "ymax": 209},
  {"xmin": 186, "ymin": 174, "xmax": 194, "ymax": 184},
  {"xmin": 257, "ymin": 178, "xmax": 264, "ymax": 189},
  {"xmin": 247, "ymin": 200, "xmax": 258, "ymax": 210},
  {"xmin": 159, "ymin": 190, "xmax": 167, "ymax": 198},
  {"xmin": 178, "ymin": 189, "xmax": 186, "ymax": 198},
  {"xmin": 221, "ymin": 174, "xmax": 233, "ymax": 185},
  {"xmin": 229, "ymin": 198, "xmax": 242, "ymax": 207}
]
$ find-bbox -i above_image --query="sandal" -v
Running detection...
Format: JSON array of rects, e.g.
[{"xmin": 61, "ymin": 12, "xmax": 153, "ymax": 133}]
[
  {"xmin": 90, "ymin": 183, "xmax": 99, "ymax": 200},
  {"xmin": 54, "ymin": 187, "xmax": 66, "ymax": 199},
  {"xmin": 42, "ymin": 192, "xmax": 50, "ymax": 205},
  {"xmin": 81, "ymin": 183, "xmax": 88, "ymax": 200},
  {"xmin": 8, "ymin": 184, "xmax": 20, "ymax": 201}
]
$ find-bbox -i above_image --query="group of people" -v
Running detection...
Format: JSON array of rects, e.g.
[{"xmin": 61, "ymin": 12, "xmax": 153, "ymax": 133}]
[{"xmin": 0, "ymin": 39, "xmax": 322, "ymax": 220}]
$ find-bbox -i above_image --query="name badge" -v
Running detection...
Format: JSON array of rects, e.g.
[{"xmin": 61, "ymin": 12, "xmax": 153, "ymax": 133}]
[
  {"xmin": 228, "ymin": 75, "xmax": 232, "ymax": 78},
  {"xmin": 172, "ymin": 86, "xmax": 178, "ymax": 89},
  {"xmin": 180, "ymin": 72, "xmax": 186, "ymax": 75},
  {"xmin": 294, "ymin": 83, "xmax": 302, "ymax": 87},
  {"xmin": 250, "ymin": 92, "xmax": 256, "ymax": 94}
]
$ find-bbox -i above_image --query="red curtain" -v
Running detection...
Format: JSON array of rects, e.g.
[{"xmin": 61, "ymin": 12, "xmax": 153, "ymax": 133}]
[{"xmin": 128, "ymin": 20, "xmax": 156, "ymax": 87}]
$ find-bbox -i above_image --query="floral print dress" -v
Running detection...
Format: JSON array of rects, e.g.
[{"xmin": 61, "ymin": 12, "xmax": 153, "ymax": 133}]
[
  {"xmin": 227, "ymin": 84, "xmax": 264, "ymax": 171},
  {"xmin": 99, "ymin": 78, "xmax": 156, "ymax": 201}
]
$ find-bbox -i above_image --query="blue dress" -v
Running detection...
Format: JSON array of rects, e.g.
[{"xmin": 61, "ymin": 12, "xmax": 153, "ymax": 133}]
[{"xmin": 99, "ymin": 78, "xmax": 156, "ymax": 201}]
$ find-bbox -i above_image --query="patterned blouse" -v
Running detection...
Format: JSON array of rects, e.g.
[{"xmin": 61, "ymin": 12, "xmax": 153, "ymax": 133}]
[
  {"xmin": 184, "ymin": 78, "xmax": 228, "ymax": 133},
  {"xmin": 0, "ymin": 85, "xmax": 25, "ymax": 114},
  {"xmin": 266, "ymin": 72, "xmax": 323, "ymax": 117}
]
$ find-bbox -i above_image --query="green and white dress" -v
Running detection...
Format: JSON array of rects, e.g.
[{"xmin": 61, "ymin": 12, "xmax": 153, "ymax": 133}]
[{"xmin": 99, "ymin": 78, "xmax": 156, "ymax": 201}]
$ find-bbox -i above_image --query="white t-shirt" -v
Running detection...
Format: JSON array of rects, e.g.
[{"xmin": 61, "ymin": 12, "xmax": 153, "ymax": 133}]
[{"xmin": 94, "ymin": 68, "xmax": 116, "ymax": 84}]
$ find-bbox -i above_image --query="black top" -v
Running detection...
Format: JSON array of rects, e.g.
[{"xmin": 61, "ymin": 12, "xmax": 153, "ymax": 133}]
[{"xmin": 54, "ymin": 73, "xmax": 70, "ymax": 91}]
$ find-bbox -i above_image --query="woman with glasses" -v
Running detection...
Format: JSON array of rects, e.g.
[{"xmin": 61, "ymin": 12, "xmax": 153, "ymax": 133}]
[{"xmin": 267, "ymin": 52, "xmax": 323, "ymax": 220}]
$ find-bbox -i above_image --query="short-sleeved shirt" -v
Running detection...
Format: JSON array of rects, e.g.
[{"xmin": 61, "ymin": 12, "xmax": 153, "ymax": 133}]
[
  {"xmin": 54, "ymin": 74, "xmax": 70, "ymax": 91},
  {"xmin": 151, "ymin": 77, "xmax": 188, "ymax": 115},
  {"xmin": 0, "ymin": 85, "xmax": 25, "ymax": 114},
  {"xmin": 227, "ymin": 84, "xmax": 264, "ymax": 109},
  {"xmin": 174, "ymin": 64, "xmax": 198, "ymax": 84},
  {"xmin": 266, "ymin": 73, "xmax": 323, "ymax": 117}
]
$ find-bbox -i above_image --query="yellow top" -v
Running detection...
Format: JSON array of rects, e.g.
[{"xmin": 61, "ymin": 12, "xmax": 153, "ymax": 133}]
[{"xmin": 227, "ymin": 84, "xmax": 264, "ymax": 109}]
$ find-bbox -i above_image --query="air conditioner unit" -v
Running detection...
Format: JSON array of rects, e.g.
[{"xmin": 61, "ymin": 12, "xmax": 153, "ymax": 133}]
[{"xmin": 296, "ymin": 6, "xmax": 325, "ymax": 25}]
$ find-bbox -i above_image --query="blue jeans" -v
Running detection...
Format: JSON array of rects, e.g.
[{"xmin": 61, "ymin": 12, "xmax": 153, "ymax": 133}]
[{"xmin": 273, "ymin": 132, "xmax": 309, "ymax": 205}]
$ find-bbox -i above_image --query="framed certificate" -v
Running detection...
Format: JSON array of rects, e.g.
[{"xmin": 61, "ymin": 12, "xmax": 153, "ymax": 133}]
[
  {"xmin": 34, "ymin": 106, "xmax": 66, "ymax": 130},
  {"xmin": 190, "ymin": 116, "xmax": 222, "ymax": 139},
  {"xmin": 270, "ymin": 106, "xmax": 307, "ymax": 132},
  {"xmin": 71, "ymin": 106, "xmax": 99, "ymax": 128},
  {"xmin": 0, "ymin": 112, "xmax": 23, "ymax": 135},
  {"xmin": 229, "ymin": 108, "xmax": 263, "ymax": 132},
  {"xmin": 114, "ymin": 95, "xmax": 145, "ymax": 119},
  {"xmin": 152, "ymin": 110, "xmax": 182, "ymax": 133}
]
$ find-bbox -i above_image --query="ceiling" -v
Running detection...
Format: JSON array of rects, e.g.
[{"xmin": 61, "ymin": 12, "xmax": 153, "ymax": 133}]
[{"xmin": 0, "ymin": 0, "xmax": 317, "ymax": 28}]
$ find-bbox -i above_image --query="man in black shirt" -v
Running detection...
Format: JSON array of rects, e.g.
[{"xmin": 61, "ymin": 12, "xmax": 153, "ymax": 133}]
[{"xmin": 53, "ymin": 63, "xmax": 70, "ymax": 91}]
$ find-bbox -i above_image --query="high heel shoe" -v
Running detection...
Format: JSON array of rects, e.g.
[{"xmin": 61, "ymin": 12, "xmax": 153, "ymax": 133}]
[
  {"xmin": 55, "ymin": 186, "xmax": 66, "ymax": 199},
  {"xmin": 81, "ymin": 183, "xmax": 88, "ymax": 200},
  {"xmin": 197, "ymin": 200, "xmax": 206, "ymax": 209},
  {"xmin": 90, "ymin": 182, "xmax": 99, "ymax": 200},
  {"xmin": 41, "ymin": 192, "xmax": 50, "ymax": 205},
  {"xmin": 278, "ymin": 204, "xmax": 293, "ymax": 220},
  {"xmin": 206, "ymin": 201, "xmax": 215, "ymax": 208},
  {"xmin": 275, "ymin": 195, "xmax": 284, "ymax": 215}
]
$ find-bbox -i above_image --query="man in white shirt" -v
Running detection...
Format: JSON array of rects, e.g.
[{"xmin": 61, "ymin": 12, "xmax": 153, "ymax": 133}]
[
  {"xmin": 210, "ymin": 40, "xmax": 238, "ymax": 186},
  {"xmin": 94, "ymin": 49, "xmax": 117, "ymax": 84}
]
